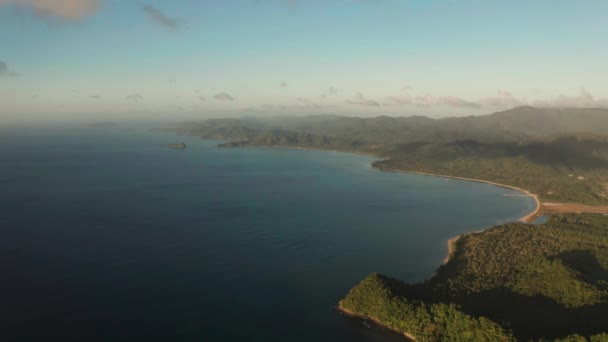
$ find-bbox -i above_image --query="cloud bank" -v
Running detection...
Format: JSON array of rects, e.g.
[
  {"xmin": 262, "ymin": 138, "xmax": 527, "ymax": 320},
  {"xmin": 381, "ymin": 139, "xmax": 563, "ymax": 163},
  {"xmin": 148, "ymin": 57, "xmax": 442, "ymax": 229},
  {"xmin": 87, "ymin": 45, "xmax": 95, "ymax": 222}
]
[
  {"xmin": 479, "ymin": 90, "xmax": 522, "ymax": 108},
  {"xmin": 534, "ymin": 89, "xmax": 608, "ymax": 109},
  {"xmin": 385, "ymin": 88, "xmax": 608, "ymax": 110}
]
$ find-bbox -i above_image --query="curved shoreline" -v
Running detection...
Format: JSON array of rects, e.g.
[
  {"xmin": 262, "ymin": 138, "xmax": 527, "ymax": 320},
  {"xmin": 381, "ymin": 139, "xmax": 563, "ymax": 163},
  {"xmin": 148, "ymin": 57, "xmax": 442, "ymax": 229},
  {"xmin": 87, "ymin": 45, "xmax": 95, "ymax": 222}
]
[
  {"xmin": 236, "ymin": 145, "xmax": 541, "ymax": 219},
  {"xmin": 333, "ymin": 163, "xmax": 541, "ymax": 341},
  {"xmin": 171, "ymin": 137, "xmax": 542, "ymax": 269},
  {"xmin": 224, "ymin": 144, "xmax": 542, "ymax": 266},
  {"xmin": 373, "ymin": 168, "xmax": 542, "ymax": 265},
  {"xmin": 375, "ymin": 168, "xmax": 541, "ymax": 223},
  {"xmin": 227, "ymin": 144, "xmax": 387, "ymax": 160},
  {"xmin": 338, "ymin": 305, "xmax": 416, "ymax": 341},
  {"xmin": 187, "ymin": 140, "xmax": 544, "ymax": 339}
]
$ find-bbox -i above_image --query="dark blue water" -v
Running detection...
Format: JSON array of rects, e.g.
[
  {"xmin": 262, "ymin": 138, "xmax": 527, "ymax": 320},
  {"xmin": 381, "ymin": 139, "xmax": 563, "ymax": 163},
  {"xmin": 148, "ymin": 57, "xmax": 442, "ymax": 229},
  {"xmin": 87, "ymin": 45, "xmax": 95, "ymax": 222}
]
[{"xmin": 0, "ymin": 125, "xmax": 537, "ymax": 341}]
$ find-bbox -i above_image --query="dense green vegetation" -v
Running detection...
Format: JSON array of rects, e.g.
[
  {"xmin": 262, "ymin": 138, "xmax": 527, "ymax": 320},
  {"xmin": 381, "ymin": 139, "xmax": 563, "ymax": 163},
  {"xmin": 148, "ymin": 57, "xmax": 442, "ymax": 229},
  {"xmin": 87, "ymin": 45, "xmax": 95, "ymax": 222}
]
[
  {"xmin": 339, "ymin": 273, "xmax": 514, "ymax": 341},
  {"xmin": 340, "ymin": 214, "xmax": 608, "ymax": 341},
  {"xmin": 373, "ymin": 137, "xmax": 608, "ymax": 204},
  {"xmin": 167, "ymin": 106, "xmax": 608, "ymax": 205},
  {"xmin": 172, "ymin": 106, "xmax": 608, "ymax": 145}
]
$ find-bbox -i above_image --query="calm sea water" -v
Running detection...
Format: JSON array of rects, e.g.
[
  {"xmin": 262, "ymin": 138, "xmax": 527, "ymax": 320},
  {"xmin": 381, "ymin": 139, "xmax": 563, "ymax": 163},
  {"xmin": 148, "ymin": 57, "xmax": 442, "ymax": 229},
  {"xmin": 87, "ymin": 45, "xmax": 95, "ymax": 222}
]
[{"xmin": 0, "ymin": 125, "xmax": 537, "ymax": 341}]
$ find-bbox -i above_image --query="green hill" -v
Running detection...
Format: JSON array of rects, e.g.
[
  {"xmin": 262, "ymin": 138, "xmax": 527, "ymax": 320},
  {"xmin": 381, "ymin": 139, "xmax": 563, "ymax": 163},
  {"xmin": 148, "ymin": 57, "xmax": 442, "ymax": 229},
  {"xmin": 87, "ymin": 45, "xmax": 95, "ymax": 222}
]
[{"xmin": 340, "ymin": 214, "xmax": 608, "ymax": 341}]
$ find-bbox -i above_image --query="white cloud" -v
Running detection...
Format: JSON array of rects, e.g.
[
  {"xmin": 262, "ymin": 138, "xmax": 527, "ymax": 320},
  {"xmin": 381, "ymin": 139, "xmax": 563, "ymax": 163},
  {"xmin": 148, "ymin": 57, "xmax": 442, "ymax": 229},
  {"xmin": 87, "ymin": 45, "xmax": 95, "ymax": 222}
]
[
  {"xmin": 214, "ymin": 92, "xmax": 234, "ymax": 101},
  {"xmin": 385, "ymin": 94, "xmax": 412, "ymax": 105},
  {"xmin": 0, "ymin": 0, "xmax": 100, "ymax": 21},
  {"xmin": 296, "ymin": 97, "xmax": 321, "ymax": 108},
  {"xmin": 347, "ymin": 92, "xmax": 380, "ymax": 107},
  {"xmin": 479, "ymin": 90, "xmax": 522, "ymax": 108},
  {"xmin": 412, "ymin": 94, "xmax": 479, "ymax": 108},
  {"xmin": 533, "ymin": 88, "xmax": 608, "ymax": 109},
  {"xmin": 437, "ymin": 96, "xmax": 480, "ymax": 108}
]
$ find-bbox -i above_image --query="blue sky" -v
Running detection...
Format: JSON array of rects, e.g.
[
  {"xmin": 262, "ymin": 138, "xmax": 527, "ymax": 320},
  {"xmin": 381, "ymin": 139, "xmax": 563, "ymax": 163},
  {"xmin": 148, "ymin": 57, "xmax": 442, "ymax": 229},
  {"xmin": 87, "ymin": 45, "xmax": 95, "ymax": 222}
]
[{"xmin": 1, "ymin": 0, "xmax": 607, "ymax": 122}]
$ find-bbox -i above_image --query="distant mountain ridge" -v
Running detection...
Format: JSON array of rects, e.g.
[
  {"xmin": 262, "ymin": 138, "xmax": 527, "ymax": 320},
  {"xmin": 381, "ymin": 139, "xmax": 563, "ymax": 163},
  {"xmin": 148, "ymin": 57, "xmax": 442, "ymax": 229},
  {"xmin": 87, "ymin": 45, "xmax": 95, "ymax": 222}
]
[
  {"xmin": 469, "ymin": 106, "xmax": 608, "ymax": 137},
  {"xmin": 174, "ymin": 106, "xmax": 608, "ymax": 145}
]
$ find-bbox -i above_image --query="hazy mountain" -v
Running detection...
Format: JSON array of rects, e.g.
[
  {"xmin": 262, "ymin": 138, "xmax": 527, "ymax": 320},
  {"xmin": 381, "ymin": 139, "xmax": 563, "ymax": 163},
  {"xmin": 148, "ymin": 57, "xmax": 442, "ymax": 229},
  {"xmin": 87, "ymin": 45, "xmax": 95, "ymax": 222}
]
[{"xmin": 175, "ymin": 106, "xmax": 608, "ymax": 145}]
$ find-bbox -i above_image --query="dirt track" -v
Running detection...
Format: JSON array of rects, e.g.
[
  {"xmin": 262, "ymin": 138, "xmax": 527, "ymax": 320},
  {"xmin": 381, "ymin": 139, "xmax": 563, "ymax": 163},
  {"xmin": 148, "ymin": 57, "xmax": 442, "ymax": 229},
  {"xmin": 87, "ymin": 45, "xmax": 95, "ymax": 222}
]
[{"xmin": 540, "ymin": 203, "xmax": 608, "ymax": 215}]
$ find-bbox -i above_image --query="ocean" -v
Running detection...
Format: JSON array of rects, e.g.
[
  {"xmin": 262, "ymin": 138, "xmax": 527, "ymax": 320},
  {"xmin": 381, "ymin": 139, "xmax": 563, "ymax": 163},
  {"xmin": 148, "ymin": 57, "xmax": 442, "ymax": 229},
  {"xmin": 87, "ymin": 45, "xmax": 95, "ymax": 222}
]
[{"xmin": 0, "ymin": 124, "xmax": 537, "ymax": 341}]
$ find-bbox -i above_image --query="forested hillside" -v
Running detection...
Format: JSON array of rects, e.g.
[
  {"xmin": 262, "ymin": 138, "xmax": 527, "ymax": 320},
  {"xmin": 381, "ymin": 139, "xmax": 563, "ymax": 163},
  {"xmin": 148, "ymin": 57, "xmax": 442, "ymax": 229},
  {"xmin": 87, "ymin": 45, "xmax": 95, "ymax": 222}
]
[
  {"xmin": 171, "ymin": 106, "xmax": 608, "ymax": 145},
  {"xmin": 340, "ymin": 214, "xmax": 608, "ymax": 341},
  {"xmin": 374, "ymin": 136, "xmax": 608, "ymax": 205}
]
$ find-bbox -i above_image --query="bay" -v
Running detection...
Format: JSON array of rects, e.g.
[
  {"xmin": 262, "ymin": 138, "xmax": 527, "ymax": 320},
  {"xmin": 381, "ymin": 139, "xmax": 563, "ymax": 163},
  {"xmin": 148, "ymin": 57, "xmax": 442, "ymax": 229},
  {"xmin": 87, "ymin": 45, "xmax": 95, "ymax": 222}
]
[{"xmin": 0, "ymin": 125, "xmax": 537, "ymax": 341}]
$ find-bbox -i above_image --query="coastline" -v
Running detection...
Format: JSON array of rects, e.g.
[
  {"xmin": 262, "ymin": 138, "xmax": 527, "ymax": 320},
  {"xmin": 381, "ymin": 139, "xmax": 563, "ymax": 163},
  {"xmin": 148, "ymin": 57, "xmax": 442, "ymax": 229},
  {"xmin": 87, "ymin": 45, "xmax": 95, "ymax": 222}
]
[
  {"xmin": 172, "ymin": 137, "xmax": 549, "ymax": 339},
  {"xmin": 158, "ymin": 133, "xmax": 608, "ymax": 340},
  {"xmin": 338, "ymin": 305, "xmax": 416, "ymax": 341},
  {"xmin": 443, "ymin": 236, "xmax": 462, "ymax": 265},
  {"xmin": 235, "ymin": 144, "xmax": 542, "ymax": 220},
  {"xmin": 229, "ymin": 144, "xmax": 387, "ymax": 160},
  {"xmin": 223, "ymin": 143, "xmax": 543, "ymax": 267},
  {"xmin": 371, "ymin": 168, "xmax": 542, "ymax": 265},
  {"xmin": 376, "ymin": 168, "xmax": 541, "ymax": 223}
]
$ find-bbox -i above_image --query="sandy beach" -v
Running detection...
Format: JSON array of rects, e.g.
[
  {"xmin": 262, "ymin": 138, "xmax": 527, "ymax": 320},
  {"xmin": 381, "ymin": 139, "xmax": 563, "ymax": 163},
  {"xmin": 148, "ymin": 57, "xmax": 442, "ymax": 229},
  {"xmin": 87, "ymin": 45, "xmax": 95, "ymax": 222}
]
[
  {"xmin": 375, "ymin": 168, "xmax": 544, "ymax": 266},
  {"xmin": 377, "ymin": 169, "xmax": 541, "ymax": 223},
  {"xmin": 378, "ymin": 170, "xmax": 545, "ymax": 267}
]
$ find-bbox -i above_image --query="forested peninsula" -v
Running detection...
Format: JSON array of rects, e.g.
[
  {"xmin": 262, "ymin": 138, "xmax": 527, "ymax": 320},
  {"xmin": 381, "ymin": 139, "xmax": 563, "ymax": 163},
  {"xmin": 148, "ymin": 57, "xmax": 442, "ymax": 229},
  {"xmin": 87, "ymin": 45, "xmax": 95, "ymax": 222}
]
[{"xmin": 339, "ymin": 214, "xmax": 608, "ymax": 341}]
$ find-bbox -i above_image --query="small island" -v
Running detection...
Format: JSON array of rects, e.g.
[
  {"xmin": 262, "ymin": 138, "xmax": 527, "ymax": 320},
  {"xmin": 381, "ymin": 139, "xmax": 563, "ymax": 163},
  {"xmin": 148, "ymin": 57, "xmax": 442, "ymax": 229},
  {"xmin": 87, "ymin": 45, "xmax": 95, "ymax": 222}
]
[{"xmin": 167, "ymin": 142, "xmax": 187, "ymax": 149}]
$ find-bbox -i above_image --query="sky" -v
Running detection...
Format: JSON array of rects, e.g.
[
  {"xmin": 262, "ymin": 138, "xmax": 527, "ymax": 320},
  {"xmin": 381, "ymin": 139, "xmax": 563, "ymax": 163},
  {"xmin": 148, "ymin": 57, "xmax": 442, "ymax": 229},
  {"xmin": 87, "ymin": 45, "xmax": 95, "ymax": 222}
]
[{"xmin": 1, "ymin": 0, "xmax": 607, "ymax": 122}]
